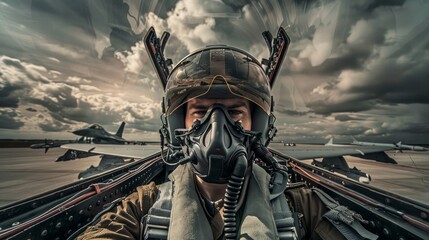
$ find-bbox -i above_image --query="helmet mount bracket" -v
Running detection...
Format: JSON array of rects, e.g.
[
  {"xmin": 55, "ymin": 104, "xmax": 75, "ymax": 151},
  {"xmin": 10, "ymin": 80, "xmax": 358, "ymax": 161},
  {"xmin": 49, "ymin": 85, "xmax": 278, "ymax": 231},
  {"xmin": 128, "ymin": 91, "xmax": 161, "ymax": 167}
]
[
  {"xmin": 261, "ymin": 27, "xmax": 291, "ymax": 88},
  {"xmin": 144, "ymin": 27, "xmax": 172, "ymax": 89}
]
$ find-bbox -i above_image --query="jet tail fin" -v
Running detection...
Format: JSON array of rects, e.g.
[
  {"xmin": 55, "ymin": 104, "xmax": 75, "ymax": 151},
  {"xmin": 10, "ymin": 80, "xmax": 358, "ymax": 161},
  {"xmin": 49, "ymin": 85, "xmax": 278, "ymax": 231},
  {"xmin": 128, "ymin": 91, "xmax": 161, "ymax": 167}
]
[
  {"xmin": 115, "ymin": 122, "xmax": 126, "ymax": 137},
  {"xmin": 351, "ymin": 136, "xmax": 358, "ymax": 143},
  {"xmin": 325, "ymin": 137, "xmax": 334, "ymax": 146}
]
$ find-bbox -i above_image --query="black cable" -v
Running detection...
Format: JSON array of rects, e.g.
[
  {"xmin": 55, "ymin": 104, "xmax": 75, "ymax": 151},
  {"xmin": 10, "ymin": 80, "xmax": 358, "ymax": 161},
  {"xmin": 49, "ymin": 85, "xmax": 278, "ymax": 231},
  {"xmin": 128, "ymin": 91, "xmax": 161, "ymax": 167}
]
[
  {"xmin": 223, "ymin": 154, "xmax": 248, "ymax": 239},
  {"xmin": 253, "ymin": 142, "xmax": 288, "ymax": 173}
]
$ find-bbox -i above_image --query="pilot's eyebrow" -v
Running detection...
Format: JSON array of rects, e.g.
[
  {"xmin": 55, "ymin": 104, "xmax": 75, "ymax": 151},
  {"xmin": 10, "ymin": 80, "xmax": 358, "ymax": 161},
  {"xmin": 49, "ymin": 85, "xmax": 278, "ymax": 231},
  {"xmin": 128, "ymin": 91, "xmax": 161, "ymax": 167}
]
[
  {"xmin": 188, "ymin": 99, "xmax": 249, "ymax": 110},
  {"xmin": 189, "ymin": 101, "xmax": 247, "ymax": 110},
  {"xmin": 228, "ymin": 101, "xmax": 248, "ymax": 109},
  {"xmin": 188, "ymin": 104, "xmax": 209, "ymax": 110}
]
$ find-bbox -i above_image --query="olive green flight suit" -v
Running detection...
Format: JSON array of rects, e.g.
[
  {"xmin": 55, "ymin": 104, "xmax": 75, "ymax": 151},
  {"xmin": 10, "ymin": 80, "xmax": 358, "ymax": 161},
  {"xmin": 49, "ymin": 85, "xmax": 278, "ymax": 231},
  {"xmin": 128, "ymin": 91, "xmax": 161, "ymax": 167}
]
[{"xmin": 78, "ymin": 164, "xmax": 345, "ymax": 240}]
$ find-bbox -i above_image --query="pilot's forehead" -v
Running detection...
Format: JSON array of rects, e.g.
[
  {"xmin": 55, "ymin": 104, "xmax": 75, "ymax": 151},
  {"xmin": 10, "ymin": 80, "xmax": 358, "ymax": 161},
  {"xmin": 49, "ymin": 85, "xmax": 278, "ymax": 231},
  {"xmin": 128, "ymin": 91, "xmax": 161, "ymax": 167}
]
[{"xmin": 187, "ymin": 98, "xmax": 249, "ymax": 108}]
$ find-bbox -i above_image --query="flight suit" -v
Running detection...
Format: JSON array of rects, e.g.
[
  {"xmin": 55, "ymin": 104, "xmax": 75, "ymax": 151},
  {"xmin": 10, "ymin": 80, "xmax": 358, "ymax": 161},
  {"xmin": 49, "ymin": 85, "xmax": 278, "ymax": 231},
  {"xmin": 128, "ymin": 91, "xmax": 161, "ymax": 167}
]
[{"xmin": 77, "ymin": 164, "xmax": 345, "ymax": 240}]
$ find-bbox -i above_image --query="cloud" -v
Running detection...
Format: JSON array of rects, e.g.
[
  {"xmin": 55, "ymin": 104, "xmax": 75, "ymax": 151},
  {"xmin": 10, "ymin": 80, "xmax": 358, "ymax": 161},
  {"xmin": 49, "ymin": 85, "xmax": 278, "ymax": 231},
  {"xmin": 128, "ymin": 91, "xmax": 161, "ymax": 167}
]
[
  {"xmin": 0, "ymin": 55, "xmax": 50, "ymax": 108},
  {"xmin": 47, "ymin": 57, "xmax": 60, "ymax": 63},
  {"xmin": 295, "ymin": 2, "xmax": 429, "ymax": 116},
  {"xmin": 276, "ymin": 109, "xmax": 309, "ymax": 116},
  {"xmin": 165, "ymin": 2, "xmax": 219, "ymax": 52},
  {"xmin": 114, "ymin": 40, "xmax": 163, "ymax": 94},
  {"xmin": 0, "ymin": 108, "xmax": 24, "ymax": 129},
  {"xmin": 80, "ymin": 85, "xmax": 101, "ymax": 92},
  {"xmin": 48, "ymin": 70, "xmax": 62, "ymax": 79},
  {"xmin": 276, "ymin": 103, "xmax": 429, "ymax": 143},
  {"xmin": 114, "ymin": 41, "xmax": 148, "ymax": 76},
  {"xmin": 37, "ymin": 42, "xmax": 87, "ymax": 59},
  {"xmin": 37, "ymin": 113, "xmax": 71, "ymax": 132},
  {"xmin": 334, "ymin": 114, "xmax": 364, "ymax": 122},
  {"xmin": 275, "ymin": 115, "xmax": 373, "ymax": 143},
  {"xmin": 1, "ymin": 0, "xmax": 428, "ymax": 144},
  {"xmin": 137, "ymin": 0, "xmax": 271, "ymax": 62},
  {"xmin": 66, "ymin": 76, "xmax": 91, "ymax": 84},
  {"xmin": 25, "ymin": 107, "xmax": 37, "ymax": 112},
  {"xmin": 0, "ymin": 55, "xmax": 163, "ymax": 133},
  {"xmin": 308, "ymin": 42, "xmax": 429, "ymax": 115}
]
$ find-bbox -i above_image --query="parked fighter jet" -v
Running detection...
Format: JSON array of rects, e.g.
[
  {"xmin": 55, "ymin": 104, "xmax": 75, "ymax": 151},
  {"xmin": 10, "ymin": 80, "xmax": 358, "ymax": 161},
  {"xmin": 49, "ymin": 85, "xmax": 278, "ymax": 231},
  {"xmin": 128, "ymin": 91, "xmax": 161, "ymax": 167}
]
[
  {"xmin": 55, "ymin": 122, "xmax": 160, "ymax": 179},
  {"xmin": 57, "ymin": 122, "xmax": 159, "ymax": 162},
  {"xmin": 72, "ymin": 122, "xmax": 126, "ymax": 144},
  {"xmin": 55, "ymin": 122, "xmax": 126, "ymax": 162}
]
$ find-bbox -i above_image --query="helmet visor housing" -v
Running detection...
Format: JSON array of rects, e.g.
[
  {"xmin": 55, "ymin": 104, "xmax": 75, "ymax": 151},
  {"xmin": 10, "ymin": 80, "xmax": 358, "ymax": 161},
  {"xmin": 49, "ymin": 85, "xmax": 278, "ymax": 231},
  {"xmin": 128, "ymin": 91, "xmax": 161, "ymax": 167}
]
[{"xmin": 165, "ymin": 47, "xmax": 271, "ymax": 116}]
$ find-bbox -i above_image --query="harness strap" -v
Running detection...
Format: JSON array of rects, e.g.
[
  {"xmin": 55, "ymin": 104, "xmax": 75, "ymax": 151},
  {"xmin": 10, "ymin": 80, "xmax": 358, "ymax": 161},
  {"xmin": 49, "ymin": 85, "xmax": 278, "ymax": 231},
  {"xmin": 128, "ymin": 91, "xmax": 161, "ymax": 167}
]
[
  {"xmin": 143, "ymin": 182, "xmax": 172, "ymax": 240},
  {"xmin": 270, "ymin": 170, "xmax": 298, "ymax": 240},
  {"xmin": 312, "ymin": 188, "xmax": 378, "ymax": 240},
  {"xmin": 143, "ymin": 170, "xmax": 298, "ymax": 240}
]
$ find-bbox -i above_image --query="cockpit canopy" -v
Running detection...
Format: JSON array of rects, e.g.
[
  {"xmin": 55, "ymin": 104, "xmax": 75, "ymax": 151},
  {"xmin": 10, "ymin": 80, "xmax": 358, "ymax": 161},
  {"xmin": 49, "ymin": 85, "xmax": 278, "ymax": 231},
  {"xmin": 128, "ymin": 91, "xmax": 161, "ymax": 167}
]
[{"xmin": 88, "ymin": 124, "xmax": 103, "ymax": 130}]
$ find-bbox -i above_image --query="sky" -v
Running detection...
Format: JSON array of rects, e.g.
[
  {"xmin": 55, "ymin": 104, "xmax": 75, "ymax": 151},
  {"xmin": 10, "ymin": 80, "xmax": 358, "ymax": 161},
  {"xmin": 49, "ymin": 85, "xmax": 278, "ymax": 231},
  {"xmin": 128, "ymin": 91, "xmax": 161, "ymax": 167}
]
[{"xmin": 0, "ymin": 0, "xmax": 428, "ymax": 143}]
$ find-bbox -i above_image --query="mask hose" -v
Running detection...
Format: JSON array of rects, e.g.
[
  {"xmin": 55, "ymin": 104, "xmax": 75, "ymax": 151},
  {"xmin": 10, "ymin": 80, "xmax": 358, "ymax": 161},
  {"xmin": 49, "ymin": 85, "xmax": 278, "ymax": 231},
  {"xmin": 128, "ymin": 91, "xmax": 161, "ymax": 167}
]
[{"xmin": 223, "ymin": 153, "xmax": 248, "ymax": 240}]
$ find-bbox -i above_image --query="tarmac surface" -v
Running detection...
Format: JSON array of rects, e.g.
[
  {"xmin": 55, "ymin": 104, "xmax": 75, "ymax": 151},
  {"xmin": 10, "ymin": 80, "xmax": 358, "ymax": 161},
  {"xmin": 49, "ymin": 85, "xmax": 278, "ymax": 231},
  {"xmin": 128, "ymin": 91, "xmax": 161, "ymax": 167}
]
[
  {"xmin": 0, "ymin": 148, "xmax": 102, "ymax": 207},
  {"xmin": 0, "ymin": 146, "xmax": 428, "ymax": 207}
]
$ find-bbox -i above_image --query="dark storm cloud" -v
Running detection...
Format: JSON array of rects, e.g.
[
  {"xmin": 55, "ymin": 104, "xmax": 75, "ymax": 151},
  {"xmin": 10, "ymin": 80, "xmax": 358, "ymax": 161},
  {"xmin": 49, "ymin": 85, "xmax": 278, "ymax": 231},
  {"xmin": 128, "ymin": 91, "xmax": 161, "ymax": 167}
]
[
  {"xmin": 293, "ymin": 1, "xmax": 429, "ymax": 116},
  {"xmin": 275, "ymin": 109, "xmax": 309, "ymax": 116},
  {"xmin": 275, "ymin": 114, "xmax": 374, "ymax": 144},
  {"xmin": 0, "ymin": 108, "xmax": 24, "ymax": 129},
  {"xmin": 0, "ymin": 55, "xmax": 50, "ymax": 108},
  {"xmin": 308, "ymin": 38, "xmax": 429, "ymax": 115},
  {"xmin": 287, "ymin": 0, "xmax": 392, "ymax": 75},
  {"xmin": 113, "ymin": 0, "xmax": 279, "ymax": 101},
  {"xmin": 124, "ymin": 104, "xmax": 163, "ymax": 132},
  {"xmin": 0, "ymin": 55, "xmax": 162, "ymax": 133},
  {"xmin": 25, "ymin": 107, "xmax": 37, "ymax": 112},
  {"xmin": 28, "ymin": 84, "xmax": 79, "ymax": 113},
  {"xmin": 38, "ymin": 118, "xmax": 71, "ymax": 132},
  {"xmin": 365, "ymin": 0, "xmax": 406, "ymax": 10},
  {"xmin": 0, "ymin": 89, "xmax": 20, "ymax": 108},
  {"xmin": 0, "ymin": 0, "xmax": 428, "ymax": 144},
  {"xmin": 0, "ymin": 1, "xmax": 95, "ymax": 65},
  {"xmin": 140, "ymin": 0, "xmax": 284, "ymax": 60},
  {"xmin": 334, "ymin": 114, "xmax": 364, "ymax": 122}
]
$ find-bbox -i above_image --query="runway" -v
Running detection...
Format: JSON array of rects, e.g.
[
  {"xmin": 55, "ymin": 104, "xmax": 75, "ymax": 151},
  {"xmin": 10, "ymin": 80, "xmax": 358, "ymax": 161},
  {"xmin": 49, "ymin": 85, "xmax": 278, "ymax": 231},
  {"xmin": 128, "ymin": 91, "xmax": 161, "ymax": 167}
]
[
  {"xmin": 0, "ymin": 146, "xmax": 428, "ymax": 207},
  {"xmin": 339, "ymin": 151, "xmax": 429, "ymax": 204},
  {"xmin": 0, "ymin": 148, "xmax": 101, "ymax": 207},
  {"xmin": 270, "ymin": 143, "xmax": 429, "ymax": 205}
]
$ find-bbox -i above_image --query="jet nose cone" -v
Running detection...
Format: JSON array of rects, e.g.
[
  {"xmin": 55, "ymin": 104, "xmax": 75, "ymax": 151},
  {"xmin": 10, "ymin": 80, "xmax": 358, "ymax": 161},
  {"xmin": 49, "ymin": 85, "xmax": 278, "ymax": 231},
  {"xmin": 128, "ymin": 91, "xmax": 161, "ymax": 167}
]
[{"xmin": 72, "ymin": 129, "xmax": 86, "ymax": 136}]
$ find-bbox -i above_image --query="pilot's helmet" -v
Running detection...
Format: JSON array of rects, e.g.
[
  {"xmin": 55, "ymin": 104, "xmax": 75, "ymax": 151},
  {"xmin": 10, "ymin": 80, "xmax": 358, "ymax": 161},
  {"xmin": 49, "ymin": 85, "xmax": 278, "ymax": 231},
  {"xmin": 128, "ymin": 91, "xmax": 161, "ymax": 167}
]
[{"xmin": 164, "ymin": 46, "xmax": 274, "ymax": 146}]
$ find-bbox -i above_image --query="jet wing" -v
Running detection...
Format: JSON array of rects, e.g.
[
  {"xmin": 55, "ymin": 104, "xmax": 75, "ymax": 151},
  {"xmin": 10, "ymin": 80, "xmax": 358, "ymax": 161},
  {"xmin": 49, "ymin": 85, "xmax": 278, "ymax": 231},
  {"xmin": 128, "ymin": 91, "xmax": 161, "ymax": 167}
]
[
  {"xmin": 62, "ymin": 143, "xmax": 396, "ymax": 163},
  {"xmin": 61, "ymin": 143, "xmax": 160, "ymax": 159},
  {"xmin": 269, "ymin": 144, "xmax": 396, "ymax": 163}
]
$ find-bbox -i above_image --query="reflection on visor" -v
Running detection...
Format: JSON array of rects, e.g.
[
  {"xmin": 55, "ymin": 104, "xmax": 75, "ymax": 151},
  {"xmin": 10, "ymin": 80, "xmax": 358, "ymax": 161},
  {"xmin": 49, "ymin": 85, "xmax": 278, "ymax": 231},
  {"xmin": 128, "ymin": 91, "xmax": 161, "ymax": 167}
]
[{"xmin": 165, "ymin": 48, "xmax": 271, "ymax": 115}]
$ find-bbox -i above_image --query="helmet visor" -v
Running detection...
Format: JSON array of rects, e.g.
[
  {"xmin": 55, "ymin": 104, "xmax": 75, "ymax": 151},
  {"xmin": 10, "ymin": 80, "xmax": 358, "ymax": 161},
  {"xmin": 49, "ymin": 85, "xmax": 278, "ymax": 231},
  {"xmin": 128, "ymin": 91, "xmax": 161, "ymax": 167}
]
[{"xmin": 165, "ymin": 48, "xmax": 271, "ymax": 115}]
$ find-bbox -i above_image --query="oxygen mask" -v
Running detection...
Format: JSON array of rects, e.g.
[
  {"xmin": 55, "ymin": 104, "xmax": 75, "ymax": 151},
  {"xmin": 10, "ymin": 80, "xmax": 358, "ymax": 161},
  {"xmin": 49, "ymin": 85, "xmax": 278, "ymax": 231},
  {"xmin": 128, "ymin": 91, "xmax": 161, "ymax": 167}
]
[{"xmin": 175, "ymin": 104, "xmax": 257, "ymax": 183}]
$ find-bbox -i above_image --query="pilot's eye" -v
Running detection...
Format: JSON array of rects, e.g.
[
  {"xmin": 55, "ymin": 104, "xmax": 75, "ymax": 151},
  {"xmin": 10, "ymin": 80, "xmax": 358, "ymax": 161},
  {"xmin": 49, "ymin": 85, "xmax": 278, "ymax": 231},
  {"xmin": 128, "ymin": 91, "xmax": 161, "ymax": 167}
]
[
  {"xmin": 192, "ymin": 110, "xmax": 207, "ymax": 118},
  {"xmin": 228, "ymin": 110, "xmax": 242, "ymax": 116}
]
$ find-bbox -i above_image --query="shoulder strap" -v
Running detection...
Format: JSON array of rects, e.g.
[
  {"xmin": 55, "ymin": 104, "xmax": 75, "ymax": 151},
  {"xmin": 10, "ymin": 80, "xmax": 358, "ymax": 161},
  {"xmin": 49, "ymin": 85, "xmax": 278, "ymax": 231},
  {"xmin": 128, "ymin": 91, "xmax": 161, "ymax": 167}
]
[
  {"xmin": 270, "ymin": 170, "xmax": 298, "ymax": 240},
  {"xmin": 312, "ymin": 188, "xmax": 378, "ymax": 240},
  {"xmin": 142, "ymin": 181, "xmax": 173, "ymax": 240}
]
